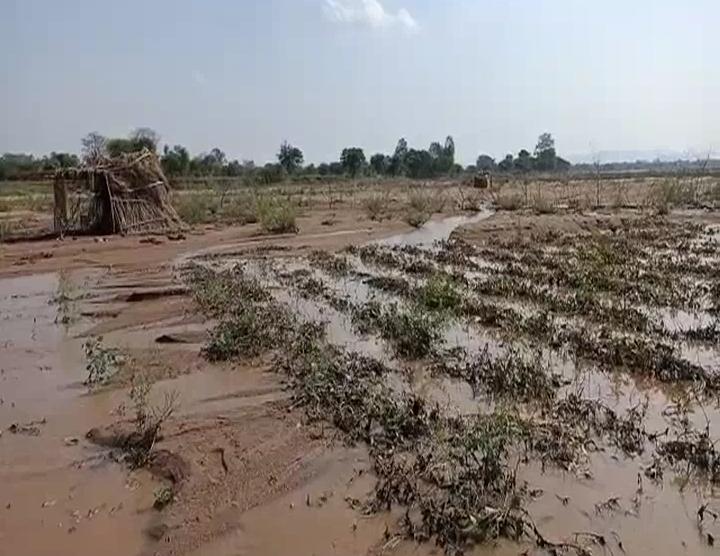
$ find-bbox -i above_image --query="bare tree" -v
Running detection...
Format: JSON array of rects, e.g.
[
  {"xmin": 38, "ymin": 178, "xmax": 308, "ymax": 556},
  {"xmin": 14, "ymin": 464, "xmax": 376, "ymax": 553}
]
[{"xmin": 81, "ymin": 132, "xmax": 107, "ymax": 164}]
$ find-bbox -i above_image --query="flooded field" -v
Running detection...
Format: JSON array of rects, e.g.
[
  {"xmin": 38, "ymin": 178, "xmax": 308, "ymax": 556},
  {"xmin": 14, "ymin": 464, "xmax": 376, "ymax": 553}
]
[{"xmin": 2, "ymin": 208, "xmax": 720, "ymax": 555}]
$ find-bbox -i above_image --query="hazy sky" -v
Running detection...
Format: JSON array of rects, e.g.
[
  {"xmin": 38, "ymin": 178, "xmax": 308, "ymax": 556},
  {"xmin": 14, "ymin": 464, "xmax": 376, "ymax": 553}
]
[{"xmin": 0, "ymin": 0, "xmax": 717, "ymax": 164}]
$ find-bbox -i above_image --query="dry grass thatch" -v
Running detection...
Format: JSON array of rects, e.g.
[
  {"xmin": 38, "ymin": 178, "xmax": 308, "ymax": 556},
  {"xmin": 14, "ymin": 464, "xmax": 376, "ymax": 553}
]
[{"xmin": 54, "ymin": 150, "xmax": 183, "ymax": 235}]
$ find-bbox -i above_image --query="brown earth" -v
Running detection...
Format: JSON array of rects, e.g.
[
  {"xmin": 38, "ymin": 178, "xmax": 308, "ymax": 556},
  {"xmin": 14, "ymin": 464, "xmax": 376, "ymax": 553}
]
[
  {"xmin": 454, "ymin": 208, "xmax": 720, "ymax": 245},
  {"xmin": 2, "ymin": 198, "xmax": 719, "ymax": 556},
  {"xmin": 0, "ymin": 209, "xmax": 431, "ymax": 556}
]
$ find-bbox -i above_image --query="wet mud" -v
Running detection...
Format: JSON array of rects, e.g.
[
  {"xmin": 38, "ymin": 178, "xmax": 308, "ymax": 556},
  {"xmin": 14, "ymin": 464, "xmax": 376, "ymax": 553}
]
[{"xmin": 3, "ymin": 209, "xmax": 720, "ymax": 555}]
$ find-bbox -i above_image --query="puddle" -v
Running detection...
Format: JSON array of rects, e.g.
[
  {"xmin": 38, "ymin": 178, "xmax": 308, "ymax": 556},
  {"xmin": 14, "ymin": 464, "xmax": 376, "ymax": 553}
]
[
  {"xmin": 377, "ymin": 209, "xmax": 492, "ymax": 247},
  {"xmin": 0, "ymin": 271, "xmax": 153, "ymax": 555}
]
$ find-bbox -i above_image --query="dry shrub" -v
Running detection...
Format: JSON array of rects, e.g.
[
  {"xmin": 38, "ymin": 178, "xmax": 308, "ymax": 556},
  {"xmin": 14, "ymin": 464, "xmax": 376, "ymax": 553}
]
[
  {"xmin": 407, "ymin": 188, "xmax": 446, "ymax": 215},
  {"xmin": 404, "ymin": 209, "xmax": 430, "ymax": 228},
  {"xmin": 455, "ymin": 187, "xmax": 483, "ymax": 211},
  {"xmin": 221, "ymin": 190, "xmax": 259, "ymax": 224},
  {"xmin": 26, "ymin": 195, "xmax": 53, "ymax": 213},
  {"xmin": 531, "ymin": 194, "xmax": 557, "ymax": 215},
  {"xmin": 708, "ymin": 181, "xmax": 720, "ymax": 206},
  {"xmin": 495, "ymin": 191, "xmax": 524, "ymax": 211},
  {"xmin": 568, "ymin": 193, "xmax": 591, "ymax": 213},
  {"xmin": 255, "ymin": 195, "xmax": 298, "ymax": 234},
  {"xmin": 652, "ymin": 177, "xmax": 702, "ymax": 209},
  {"xmin": 174, "ymin": 191, "xmax": 217, "ymax": 224},
  {"xmin": 0, "ymin": 198, "xmax": 12, "ymax": 213},
  {"xmin": 362, "ymin": 193, "xmax": 389, "ymax": 221}
]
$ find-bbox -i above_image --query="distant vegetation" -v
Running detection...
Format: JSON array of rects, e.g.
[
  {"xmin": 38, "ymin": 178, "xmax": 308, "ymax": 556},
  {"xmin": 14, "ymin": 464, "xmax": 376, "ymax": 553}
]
[{"xmin": 1, "ymin": 128, "xmax": 717, "ymax": 184}]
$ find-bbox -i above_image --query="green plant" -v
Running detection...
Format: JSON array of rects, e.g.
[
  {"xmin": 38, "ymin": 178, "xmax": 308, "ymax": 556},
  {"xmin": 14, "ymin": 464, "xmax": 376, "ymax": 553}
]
[
  {"xmin": 125, "ymin": 380, "xmax": 179, "ymax": 467},
  {"xmin": 374, "ymin": 303, "xmax": 443, "ymax": 358},
  {"xmin": 174, "ymin": 191, "xmax": 217, "ymax": 224},
  {"xmin": 153, "ymin": 485, "xmax": 175, "ymax": 511},
  {"xmin": 84, "ymin": 337, "xmax": 120, "ymax": 386},
  {"xmin": 255, "ymin": 195, "xmax": 298, "ymax": 234},
  {"xmin": 221, "ymin": 190, "xmax": 259, "ymax": 224},
  {"xmin": 418, "ymin": 274, "xmax": 463, "ymax": 313}
]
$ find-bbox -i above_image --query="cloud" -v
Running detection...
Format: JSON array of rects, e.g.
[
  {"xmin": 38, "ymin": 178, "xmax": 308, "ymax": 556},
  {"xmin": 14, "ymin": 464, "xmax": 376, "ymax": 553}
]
[{"xmin": 324, "ymin": 0, "xmax": 419, "ymax": 31}]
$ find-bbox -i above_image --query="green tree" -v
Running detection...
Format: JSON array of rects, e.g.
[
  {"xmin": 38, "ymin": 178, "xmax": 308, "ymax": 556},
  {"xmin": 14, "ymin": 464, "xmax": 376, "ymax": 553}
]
[
  {"xmin": 258, "ymin": 163, "xmax": 287, "ymax": 184},
  {"xmin": 369, "ymin": 153, "xmax": 389, "ymax": 175},
  {"xmin": 406, "ymin": 149, "xmax": 433, "ymax": 179},
  {"xmin": 277, "ymin": 141, "xmax": 304, "ymax": 174},
  {"xmin": 46, "ymin": 152, "xmax": 79, "ymax": 169},
  {"xmin": 340, "ymin": 147, "xmax": 367, "ymax": 177},
  {"xmin": 534, "ymin": 132, "xmax": 557, "ymax": 171},
  {"xmin": 498, "ymin": 154, "xmax": 514, "ymax": 172},
  {"xmin": 129, "ymin": 127, "xmax": 160, "ymax": 153},
  {"xmin": 515, "ymin": 149, "xmax": 534, "ymax": 173},
  {"xmin": 535, "ymin": 132, "xmax": 555, "ymax": 153},
  {"xmin": 441, "ymin": 135, "xmax": 456, "ymax": 173},
  {"xmin": 475, "ymin": 154, "xmax": 496, "ymax": 172},
  {"xmin": 161, "ymin": 145, "xmax": 191, "ymax": 176},
  {"xmin": 225, "ymin": 160, "xmax": 243, "ymax": 176},
  {"xmin": 429, "ymin": 142, "xmax": 444, "ymax": 160},
  {"xmin": 390, "ymin": 137, "xmax": 408, "ymax": 176},
  {"xmin": 429, "ymin": 141, "xmax": 444, "ymax": 176},
  {"xmin": 106, "ymin": 138, "xmax": 136, "ymax": 157}
]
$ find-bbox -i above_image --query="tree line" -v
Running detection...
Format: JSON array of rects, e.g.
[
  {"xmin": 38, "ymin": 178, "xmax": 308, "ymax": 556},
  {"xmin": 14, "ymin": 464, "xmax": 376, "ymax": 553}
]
[{"xmin": 1, "ymin": 128, "xmax": 572, "ymax": 182}]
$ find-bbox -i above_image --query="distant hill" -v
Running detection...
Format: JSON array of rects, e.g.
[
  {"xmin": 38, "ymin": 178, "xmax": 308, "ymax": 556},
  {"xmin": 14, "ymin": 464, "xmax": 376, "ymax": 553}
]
[{"xmin": 567, "ymin": 150, "xmax": 705, "ymax": 164}]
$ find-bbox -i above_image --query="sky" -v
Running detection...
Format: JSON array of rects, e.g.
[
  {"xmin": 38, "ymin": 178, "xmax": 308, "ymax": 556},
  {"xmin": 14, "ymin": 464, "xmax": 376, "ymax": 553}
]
[{"xmin": 0, "ymin": 0, "xmax": 717, "ymax": 165}]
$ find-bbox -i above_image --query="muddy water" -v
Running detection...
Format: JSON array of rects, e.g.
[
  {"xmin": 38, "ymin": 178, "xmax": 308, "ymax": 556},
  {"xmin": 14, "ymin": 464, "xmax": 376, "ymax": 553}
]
[
  {"xmin": 377, "ymin": 209, "xmax": 493, "ymax": 247},
  {"xmin": 5, "ymin": 210, "xmax": 718, "ymax": 556},
  {"xmin": 187, "ymin": 210, "xmax": 720, "ymax": 556},
  {"xmin": 0, "ymin": 271, "xmax": 152, "ymax": 556}
]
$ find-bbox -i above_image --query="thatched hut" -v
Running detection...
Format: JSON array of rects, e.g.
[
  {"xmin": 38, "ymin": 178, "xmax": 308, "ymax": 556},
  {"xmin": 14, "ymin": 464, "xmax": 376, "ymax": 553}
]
[
  {"xmin": 472, "ymin": 171, "xmax": 492, "ymax": 189},
  {"xmin": 53, "ymin": 150, "xmax": 183, "ymax": 236}
]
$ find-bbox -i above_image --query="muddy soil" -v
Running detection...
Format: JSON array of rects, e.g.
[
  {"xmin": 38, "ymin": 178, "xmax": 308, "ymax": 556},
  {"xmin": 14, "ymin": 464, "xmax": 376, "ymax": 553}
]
[
  {"xmin": 2, "ymin": 206, "xmax": 720, "ymax": 556},
  {"xmin": 0, "ymin": 214, "xmax": 425, "ymax": 556}
]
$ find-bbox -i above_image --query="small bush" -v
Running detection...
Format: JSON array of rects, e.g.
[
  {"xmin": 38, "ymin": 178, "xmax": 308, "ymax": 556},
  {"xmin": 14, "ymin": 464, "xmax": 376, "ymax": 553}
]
[
  {"xmin": 174, "ymin": 192, "xmax": 217, "ymax": 224},
  {"xmin": 203, "ymin": 300, "xmax": 292, "ymax": 361},
  {"xmin": 363, "ymin": 194, "xmax": 388, "ymax": 221},
  {"xmin": 0, "ymin": 198, "xmax": 11, "ymax": 213},
  {"xmin": 255, "ymin": 196, "xmax": 298, "ymax": 234},
  {"xmin": 531, "ymin": 195, "xmax": 557, "ymax": 215},
  {"xmin": 404, "ymin": 209, "xmax": 430, "ymax": 228},
  {"xmin": 84, "ymin": 337, "xmax": 120, "ymax": 386},
  {"xmin": 495, "ymin": 192, "xmax": 524, "ymax": 211},
  {"xmin": 408, "ymin": 189, "xmax": 446, "ymax": 214},
  {"xmin": 454, "ymin": 187, "xmax": 483, "ymax": 211},
  {"xmin": 221, "ymin": 191, "xmax": 259, "ymax": 224},
  {"xmin": 418, "ymin": 275, "xmax": 463, "ymax": 313},
  {"xmin": 376, "ymin": 303, "xmax": 443, "ymax": 358}
]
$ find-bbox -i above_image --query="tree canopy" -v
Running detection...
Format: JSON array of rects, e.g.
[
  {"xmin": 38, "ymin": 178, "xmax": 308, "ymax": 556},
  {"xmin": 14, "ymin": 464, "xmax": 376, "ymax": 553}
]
[
  {"xmin": 277, "ymin": 141, "xmax": 304, "ymax": 174},
  {"xmin": 0, "ymin": 130, "xmax": 585, "ymax": 182},
  {"xmin": 340, "ymin": 147, "xmax": 367, "ymax": 177}
]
